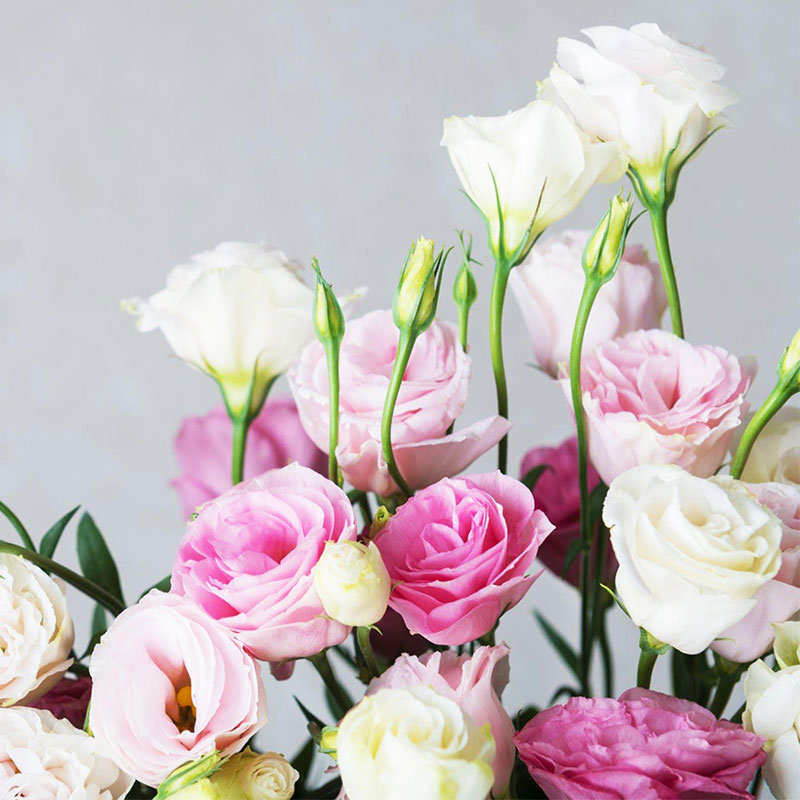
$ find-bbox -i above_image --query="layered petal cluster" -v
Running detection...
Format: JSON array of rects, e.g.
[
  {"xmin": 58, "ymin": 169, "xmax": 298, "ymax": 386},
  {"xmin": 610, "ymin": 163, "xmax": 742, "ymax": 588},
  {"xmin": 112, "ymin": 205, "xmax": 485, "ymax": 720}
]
[
  {"xmin": 376, "ymin": 472, "xmax": 553, "ymax": 645},
  {"xmin": 289, "ymin": 310, "xmax": 509, "ymax": 496},
  {"xmin": 27, "ymin": 674, "xmax": 91, "ymax": 730}
]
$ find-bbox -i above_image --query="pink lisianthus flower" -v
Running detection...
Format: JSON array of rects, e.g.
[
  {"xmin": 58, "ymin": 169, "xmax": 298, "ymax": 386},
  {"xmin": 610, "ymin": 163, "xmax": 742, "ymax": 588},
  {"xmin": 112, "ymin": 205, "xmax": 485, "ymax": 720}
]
[
  {"xmin": 375, "ymin": 472, "xmax": 553, "ymax": 645},
  {"xmin": 172, "ymin": 463, "xmax": 358, "ymax": 662},
  {"xmin": 515, "ymin": 688, "xmax": 765, "ymax": 799},
  {"xmin": 27, "ymin": 675, "xmax": 91, "ymax": 730},
  {"xmin": 171, "ymin": 394, "xmax": 327, "ymax": 518},
  {"xmin": 561, "ymin": 329, "xmax": 751, "ymax": 485},
  {"xmin": 369, "ymin": 645, "xmax": 515, "ymax": 796},
  {"xmin": 288, "ymin": 309, "xmax": 510, "ymax": 496}
]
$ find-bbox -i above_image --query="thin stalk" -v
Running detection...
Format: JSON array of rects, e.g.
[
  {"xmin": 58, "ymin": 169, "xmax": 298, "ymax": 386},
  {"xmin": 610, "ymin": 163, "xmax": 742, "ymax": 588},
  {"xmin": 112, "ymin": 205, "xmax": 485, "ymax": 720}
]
[
  {"xmin": 356, "ymin": 626, "xmax": 381, "ymax": 680},
  {"xmin": 0, "ymin": 501, "xmax": 36, "ymax": 551},
  {"xmin": 730, "ymin": 383, "xmax": 790, "ymax": 479},
  {"xmin": 637, "ymin": 649, "xmax": 659, "ymax": 690},
  {"xmin": 489, "ymin": 261, "xmax": 511, "ymax": 473},
  {"xmin": 591, "ymin": 528, "xmax": 614, "ymax": 697},
  {"xmin": 709, "ymin": 675, "xmax": 736, "ymax": 718},
  {"xmin": 309, "ymin": 651, "xmax": 353, "ymax": 719},
  {"xmin": 649, "ymin": 202, "xmax": 684, "ymax": 338},
  {"xmin": 458, "ymin": 301, "xmax": 470, "ymax": 353},
  {"xmin": 325, "ymin": 342, "xmax": 342, "ymax": 486},
  {"xmin": 381, "ymin": 331, "xmax": 414, "ymax": 497},
  {"xmin": 599, "ymin": 611, "xmax": 614, "ymax": 697},
  {"xmin": 231, "ymin": 413, "xmax": 250, "ymax": 485}
]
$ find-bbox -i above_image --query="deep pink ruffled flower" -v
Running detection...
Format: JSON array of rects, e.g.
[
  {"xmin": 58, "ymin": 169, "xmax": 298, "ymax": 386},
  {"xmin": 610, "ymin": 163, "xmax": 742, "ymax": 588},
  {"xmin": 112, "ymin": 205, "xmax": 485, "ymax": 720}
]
[
  {"xmin": 172, "ymin": 463, "xmax": 358, "ymax": 662},
  {"xmin": 375, "ymin": 472, "xmax": 553, "ymax": 645},
  {"xmin": 27, "ymin": 675, "xmax": 91, "ymax": 730},
  {"xmin": 561, "ymin": 329, "xmax": 751, "ymax": 485},
  {"xmin": 515, "ymin": 688, "xmax": 765, "ymax": 799},
  {"xmin": 288, "ymin": 310, "xmax": 509, "ymax": 496},
  {"xmin": 368, "ymin": 645, "xmax": 515, "ymax": 796},
  {"xmin": 171, "ymin": 395, "xmax": 327, "ymax": 518}
]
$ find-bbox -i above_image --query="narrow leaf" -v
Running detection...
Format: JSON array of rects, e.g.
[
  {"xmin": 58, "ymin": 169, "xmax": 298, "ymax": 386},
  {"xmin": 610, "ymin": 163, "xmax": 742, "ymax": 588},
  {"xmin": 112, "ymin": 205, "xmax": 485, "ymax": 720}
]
[
  {"xmin": 534, "ymin": 611, "xmax": 580, "ymax": 682},
  {"xmin": 520, "ymin": 464, "xmax": 551, "ymax": 492},
  {"xmin": 139, "ymin": 574, "xmax": 171, "ymax": 601},
  {"xmin": 561, "ymin": 537, "xmax": 586, "ymax": 578},
  {"xmin": 40, "ymin": 506, "xmax": 80, "ymax": 559},
  {"xmin": 77, "ymin": 513, "xmax": 124, "ymax": 604},
  {"xmin": 0, "ymin": 500, "xmax": 35, "ymax": 551}
]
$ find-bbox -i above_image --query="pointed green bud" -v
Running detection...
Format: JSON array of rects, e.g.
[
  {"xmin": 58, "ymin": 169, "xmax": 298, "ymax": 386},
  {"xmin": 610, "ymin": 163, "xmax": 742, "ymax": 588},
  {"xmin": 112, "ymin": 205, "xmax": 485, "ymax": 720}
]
[
  {"xmin": 320, "ymin": 725, "xmax": 339, "ymax": 759},
  {"xmin": 156, "ymin": 751, "xmax": 222, "ymax": 799},
  {"xmin": 583, "ymin": 194, "xmax": 634, "ymax": 282},
  {"xmin": 394, "ymin": 237, "xmax": 440, "ymax": 332},
  {"xmin": 453, "ymin": 261, "xmax": 478, "ymax": 312},
  {"xmin": 778, "ymin": 329, "xmax": 800, "ymax": 389},
  {"xmin": 311, "ymin": 258, "xmax": 345, "ymax": 346}
]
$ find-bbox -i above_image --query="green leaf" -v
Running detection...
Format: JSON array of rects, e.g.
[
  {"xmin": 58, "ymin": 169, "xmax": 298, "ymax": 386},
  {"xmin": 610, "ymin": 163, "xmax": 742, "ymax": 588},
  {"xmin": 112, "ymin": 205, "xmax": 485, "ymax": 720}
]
[
  {"xmin": 0, "ymin": 500, "xmax": 35, "ymax": 551},
  {"xmin": 520, "ymin": 464, "xmax": 551, "ymax": 492},
  {"xmin": 77, "ymin": 513, "xmax": 124, "ymax": 604},
  {"xmin": 535, "ymin": 611, "xmax": 580, "ymax": 682},
  {"xmin": 40, "ymin": 506, "xmax": 80, "ymax": 559},
  {"xmin": 290, "ymin": 737, "xmax": 316, "ymax": 797},
  {"xmin": 138, "ymin": 574, "xmax": 171, "ymax": 601},
  {"xmin": 513, "ymin": 704, "xmax": 539, "ymax": 731},
  {"xmin": 91, "ymin": 604, "xmax": 107, "ymax": 638},
  {"xmin": 561, "ymin": 537, "xmax": 586, "ymax": 578}
]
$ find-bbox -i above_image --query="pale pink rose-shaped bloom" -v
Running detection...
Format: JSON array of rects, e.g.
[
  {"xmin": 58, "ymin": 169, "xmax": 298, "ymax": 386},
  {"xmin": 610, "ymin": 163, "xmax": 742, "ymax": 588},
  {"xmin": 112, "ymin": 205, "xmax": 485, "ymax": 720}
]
[
  {"xmin": 368, "ymin": 645, "xmax": 515, "ymax": 796},
  {"xmin": 561, "ymin": 329, "xmax": 751, "ymax": 485},
  {"xmin": 171, "ymin": 394, "xmax": 327, "ymax": 518},
  {"xmin": 510, "ymin": 230, "xmax": 666, "ymax": 376},
  {"xmin": 27, "ymin": 674, "xmax": 91, "ymax": 730},
  {"xmin": 515, "ymin": 688, "xmax": 765, "ymax": 799},
  {"xmin": 376, "ymin": 472, "xmax": 553, "ymax": 645},
  {"xmin": 89, "ymin": 591, "xmax": 267, "ymax": 788},
  {"xmin": 172, "ymin": 463, "xmax": 358, "ymax": 662},
  {"xmin": 520, "ymin": 436, "xmax": 614, "ymax": 587},
  {"xmin": 713, "ymin": 480, "xmax": 800, "ymax": 663},
  {"xmin": 288, "ymin": 309, "xmax": 510, "ymax": 496}
]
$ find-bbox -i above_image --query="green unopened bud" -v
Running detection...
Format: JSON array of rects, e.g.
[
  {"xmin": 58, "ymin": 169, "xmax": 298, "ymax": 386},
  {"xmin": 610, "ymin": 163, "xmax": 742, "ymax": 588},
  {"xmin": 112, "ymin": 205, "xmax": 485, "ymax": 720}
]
[
  {"xmin": 156, "ymin": 752, "xmax": 222, "ymax": 799},
  {"xmin": 778, "ymin": 329, "xmax": 800, "ymax": 388},
  {"xmin": 311, "ymin": 258, "xmax": 345, "ymax": 345},
  {"xmin": 394, "ymin": 237, "xmax": 439, "ymax": 332},
  {"xmin": 583, "ymin": 194, "xmax": 633, "ymax": 282},
  {"xmin": 453, "ymin": 261, "xmax": 478, "ymax": 312},
  {"xmin": 320, "ymin": 725, "xmax": 339, "ymax": 758}
]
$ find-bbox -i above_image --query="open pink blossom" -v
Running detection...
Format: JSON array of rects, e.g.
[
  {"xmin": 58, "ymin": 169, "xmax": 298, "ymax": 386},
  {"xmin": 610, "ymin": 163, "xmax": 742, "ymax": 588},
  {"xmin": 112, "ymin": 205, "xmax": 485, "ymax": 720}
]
[
  {"xmin": 520, "ymin": 436, "xmax": 614, "ymax": 587},
  {"xmin": 369, "ymin": 645, "xmax": 515, "ymax": 796},
  {"xmin": 375, "ymin": 472, "xmax": 553, "ymax": 645},
  {"xmin": 561, "ymin": 329, "xmax": 751, "ymax": 484},
  {"xmin": 172, "ymin": 463, "xmax": 358, "ymax": 662},
  {"xmin": 510, "ymin": 230, "xmax": 666, "ymax": 376},
  {"xmin": 89, "ymin": 591, "xmax": 267, "ymax": 788},
  {"xmin": 27, "ymin": 675, "xmax": 91, "ymax": 730},
  {"xmin": 515, "ymin": 688, "xmax": 765, "ymax": 799},
  {"xmin": 713, "ymin": 479, "xmax": 800, "ymax": 663},
  {"xmin": 288, "ymin": 309, "xmax": 510, "ymax": 496},
  {"xmin": 172, "ymin": 394, "xmax": 327, "ymax": 518}
]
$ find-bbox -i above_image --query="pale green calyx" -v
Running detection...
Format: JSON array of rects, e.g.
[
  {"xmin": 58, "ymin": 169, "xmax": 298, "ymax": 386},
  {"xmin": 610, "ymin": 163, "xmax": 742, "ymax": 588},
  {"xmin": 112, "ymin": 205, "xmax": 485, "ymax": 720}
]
[
  {"xmin": 156, "ymin": 751, "xmax": 222, "ymax": 799},
  {"xmin": 583, "ymin": 193, "xmax": 634, "ymax": 282},
  {"xmin": 311, "ymin": 258, "xmax": 345, "ymax": 345},
  {"xmin": 778, "ymin": 329, "xmax": 800, "ymax": 390},
  {"xmin": 394, "ymin": 237, "xmax": 446, "ymax": 333}
]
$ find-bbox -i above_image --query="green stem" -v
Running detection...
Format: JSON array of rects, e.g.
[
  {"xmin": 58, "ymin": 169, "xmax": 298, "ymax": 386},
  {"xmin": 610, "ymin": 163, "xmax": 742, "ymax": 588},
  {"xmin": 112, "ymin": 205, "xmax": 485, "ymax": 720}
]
[
  {"xmin": 231, "ymin": 414, "xmax": 250, "ymax": 485},
  {"xmin": 356, "ymin": 626, "xmax": 381, "ymax": 680},
  {"xmin": 458, "ymin": 302, "xmax": 469, "ymax": 353},
  {"xmin": 570, "ymin": 277, "xmax": 601, "ymax": 695},
  {"xmin": 309, "ymin": 650, "xmax": 353, "ymax": 719},
  {"xmin": 730, "ymin": 382, "xmax": 791, "ymax": 479},
  {"xmin": 489, "ymin": 261, "xmax": 511, "ymax": 473},
  {"xmin": 709, "ymin": 675, "xmax": 736, "ymax": 718},
  {"xmin": 325, "ymin": 342, "xmax": 342, "ymax": 486},
  {"xmin": 0, "ymin": 501, "xmax": 36, "ymax": 551},
  {"xmin": 599, "ymin": 609, "xmax": 614, "ymax": 697},
  {"xmin": 637, "ymin": 648, "xmax": 659, "ymax": 690},
  {"xmin": 592, "ymin": 530, "xmax": 614, "ymax": 697},
  {"xmin": 649, "ymin": 202, "xmax": 684, "ymax": 339},
  {"xmin": 381, "ymin": 331, "xmax": 414, "ymax": 497},
  {"xmin": 0, "ymin": 539, "xmax": 126, "ymax": 616}
]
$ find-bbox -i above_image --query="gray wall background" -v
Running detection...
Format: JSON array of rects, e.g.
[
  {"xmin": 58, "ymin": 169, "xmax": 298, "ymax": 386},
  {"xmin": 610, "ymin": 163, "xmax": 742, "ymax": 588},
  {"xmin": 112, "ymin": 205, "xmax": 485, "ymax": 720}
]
[{"xmin": 0, "ymin": 0, "xmax": 798, "ymax": 770}]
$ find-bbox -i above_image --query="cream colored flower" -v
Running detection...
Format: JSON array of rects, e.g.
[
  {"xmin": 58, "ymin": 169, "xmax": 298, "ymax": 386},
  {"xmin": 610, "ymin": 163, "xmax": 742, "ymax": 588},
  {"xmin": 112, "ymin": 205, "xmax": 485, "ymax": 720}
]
[
  {"xmin": 773, "ymin": 621, "xmax": 800, "ymax": 669},
  {"xmin": 739, "ymin": 407, "xmax": 800, "ymax": 487},
  {"xmin": 215, "ymin": 749, "xmax": 299, "ymax": 800}
]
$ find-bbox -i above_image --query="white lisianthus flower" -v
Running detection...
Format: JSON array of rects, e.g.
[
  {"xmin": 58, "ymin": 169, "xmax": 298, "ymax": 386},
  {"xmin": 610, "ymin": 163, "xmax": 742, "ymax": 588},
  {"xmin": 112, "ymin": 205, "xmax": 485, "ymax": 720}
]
[
  {"xmin": 123, "ymin": 242, "xmax": 315, "ymax": 418},
  {"xmin": 314, "ymin": 540, "xmax": 391, "ymax": 627},
  {"xmin": 774, "ymin": 621, "xmax": 800, "ymax": 669},
  {"xmin": 539, "ymin": 23, "xmax": 739, "ymax": 198},
  {"xmin": 441, "ymin": 101, "xmax": 625, "ymax": 260},
  {"xmin": 337, "ymin": 686, "xmax": 495, "ymax": 800},
  {"xmin": 743, "ymin": 660, "xmax": 800, "ymax": 799},
  {"xmin": 0, "ymin": 554, "xmax": 74, "ymax": 705},
  {"xmin": 0, "ymin": 707, "xmax": 133, "ymax": 798},
  {"xmin": 739, "ymin": 407, "xmax": 800, "ymax": 487},
  {"xmin": 603, "ymin": 465, "xmax": 783, "ymax": 654}
]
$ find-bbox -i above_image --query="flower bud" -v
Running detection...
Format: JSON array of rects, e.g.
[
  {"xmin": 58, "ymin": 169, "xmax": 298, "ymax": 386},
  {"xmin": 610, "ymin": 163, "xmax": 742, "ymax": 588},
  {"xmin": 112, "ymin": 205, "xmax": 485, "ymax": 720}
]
[
  {"xmin": 213, "ymin": 749, "xmax": 299, "ymax": 800},
  {"xmin": 311, "ymin": 258, "xmax": 345, "ymax": 346},
  {"xmin": 779, "ymin": 329, "xmax": 800, "ymax": 388},
  {"xmin": 314, "ymin": 540, "xmax": 391, "ymax": 627},
  {"xmin": 583, "ymin": 194, "xmax": 633, "ymax": 282},
  {"xmin": 394, "ymin": 237, "xmax": 440, "ymax": 332},
  {"xmin": 157, "ymin": 751, "xmax": 222, "ymax": 799},
  {"xmin": 773, "ymin": 620, "xmax": 800, "ymax": 669}
]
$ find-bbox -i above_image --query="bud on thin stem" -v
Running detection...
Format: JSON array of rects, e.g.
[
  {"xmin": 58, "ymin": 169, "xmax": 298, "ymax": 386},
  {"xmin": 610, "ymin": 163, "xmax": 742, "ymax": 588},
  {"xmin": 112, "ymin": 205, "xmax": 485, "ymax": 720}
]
[
  {"xmin": 393, "ymin": 237, "xmax": 449, "ymax": 335},
  {"xmin": 453, "ymin": 231, "xmax": 479, "ymax": 352},
  {"xmin": 583, "ymin": 193, "xmax": 634, "ymax": 283}
]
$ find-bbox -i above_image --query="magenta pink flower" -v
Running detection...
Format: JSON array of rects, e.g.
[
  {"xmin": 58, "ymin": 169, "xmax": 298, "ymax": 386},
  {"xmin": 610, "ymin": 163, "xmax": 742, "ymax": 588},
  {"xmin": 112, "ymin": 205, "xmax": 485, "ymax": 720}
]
[
  {"xmin": 375, "ymin": 472, "xmax": 553, "ymax": 645},
  {"xmin": 172, "ymin": 463, "xmax": 358, "ymax": 662},
  {"xmin": 27, "ymin": 675, "xmax": 91, "ymax": 730},
  {"xmin": 89, "ymin": 591, "xmax": 267, "ymax": 788},
  {"xmin": 288, "ymin": 310, "xmax": 510, "ymax": 496},
  {"xmin": 172, "ymin": 395, "xmax": 327, "ymax": 518},
  {"xmin": 369, "ymin": 645, "xmax": 515, "ymax": 796},
  {"xmin": 369, "ymin": 607, "xmax": 429, "ymax": 663},
  {"xmin": 520, "ymin": 436, "xmax": 614, "ymax": 587},
  {"xmin": 515, "ymin": 688, "xmax": 765, "ymax": 799},
  {"xmin": 561, "ymin": 329, "xmax": 751, "ymax": 485}
]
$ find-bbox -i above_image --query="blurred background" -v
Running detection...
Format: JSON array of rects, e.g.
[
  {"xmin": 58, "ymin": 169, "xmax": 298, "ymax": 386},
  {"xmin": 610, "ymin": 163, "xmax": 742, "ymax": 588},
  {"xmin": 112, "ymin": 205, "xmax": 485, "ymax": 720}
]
[{"xmin": 0, "ymin": 0, "xmax": 798, "ymax": 765}]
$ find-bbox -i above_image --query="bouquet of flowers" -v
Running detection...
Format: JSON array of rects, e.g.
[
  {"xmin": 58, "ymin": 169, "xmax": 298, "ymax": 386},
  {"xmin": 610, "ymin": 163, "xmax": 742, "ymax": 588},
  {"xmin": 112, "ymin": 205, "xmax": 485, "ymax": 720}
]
[{"xmin": 2, "ymin": 20, "xmax": 799, "ymax": 800}]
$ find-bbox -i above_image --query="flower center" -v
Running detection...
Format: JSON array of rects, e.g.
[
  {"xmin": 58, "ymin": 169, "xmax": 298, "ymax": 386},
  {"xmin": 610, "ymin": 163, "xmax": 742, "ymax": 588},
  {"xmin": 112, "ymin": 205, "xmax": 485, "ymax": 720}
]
[{"xmin": 172, "ymin": 684, "xmax": 197, "ymax": 733}]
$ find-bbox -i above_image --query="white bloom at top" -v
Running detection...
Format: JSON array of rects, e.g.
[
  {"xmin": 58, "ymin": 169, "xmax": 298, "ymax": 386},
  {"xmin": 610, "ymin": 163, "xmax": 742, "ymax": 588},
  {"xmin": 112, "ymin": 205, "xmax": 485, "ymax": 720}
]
[
  {"xmin": 739, "ymin": 406, "xmax": 800, "ymax": 487},
  {"xmin": 337, "ymin": 686, "xmax": 495, "ymax": 800},
  {"xmin": 0, "ymin": 706, "xmax": 133, "ymax": 799},
  {"xmin": 0, "ymin": 554, "xmax": 74, "ymax": 705},
  {"xmin": 539, "ymin": 23, "xmax": 738, "ymax": 197},
  {"xmin": 441, "ymin": 101, "xmax": 625, "ymax": 259},
  {"xmin": 603, "ymin": 464, "xmax": 783, "ymax": 654},
  {"xmin": 124, "ymin": 242, "xmax": 315, "ymax": 418}
]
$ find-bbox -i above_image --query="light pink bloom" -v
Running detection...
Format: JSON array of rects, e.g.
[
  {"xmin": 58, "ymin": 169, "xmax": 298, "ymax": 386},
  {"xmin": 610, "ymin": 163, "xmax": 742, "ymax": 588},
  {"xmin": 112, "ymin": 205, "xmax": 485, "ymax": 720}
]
[
  {"xmin": 714, "ymin": 480, "xmax": 800, "ymax": 663},
  {"xmin": 288, "ymin": 309, "xmax": 510, "ymax": 496},
  {"xmin": 27, "ymin": 675, "xmax": 91, "ymax": 730},
  {"xmin": 520, "ymin": 436, "xmax": 614, "ymax": 587},
  {"xmin": 376, "ymin": 472, "xmax": 553, "ymax": 645},
  {"xmin": 172, "ymin": 395, "xmax": 327, "ymax": 518},
  {"xmin": 89, "ymin": 591, "xmax": 267, "ymax": 788},
  {"xmin": 172, "ymin": 463, "xmax": 357, "ymax": 662},
  {"xmin": 515, "ymin": 688, "xmax": 765, "ymax": 799},
  {"xmin": 561, "ymin": 329, "xmax": 751, "ymax": 485},
  {"xmin": 369, "ymin": 645, "xmax": 515, "ymax": 796},
  {"xmin": 510, "ymin": 230, "xmax": 666, "ymax": 376}
]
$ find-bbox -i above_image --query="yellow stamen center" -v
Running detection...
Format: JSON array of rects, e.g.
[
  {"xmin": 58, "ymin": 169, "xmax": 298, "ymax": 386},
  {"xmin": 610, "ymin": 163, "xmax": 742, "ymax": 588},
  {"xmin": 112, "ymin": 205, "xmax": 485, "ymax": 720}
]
[{"xmin": 173, "ymin": 684, "xmax": 197, "ymax": 732}]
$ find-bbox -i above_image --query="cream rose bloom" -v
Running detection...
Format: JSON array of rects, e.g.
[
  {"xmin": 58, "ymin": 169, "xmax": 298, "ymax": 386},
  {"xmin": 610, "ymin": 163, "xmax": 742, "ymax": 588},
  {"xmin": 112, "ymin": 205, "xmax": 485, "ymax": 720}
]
[
  {"xmin": 215, "ymin": 749, "xmax": 299, "ymax": 800},
  {"xmin": 337, "ymin": 686, "xmax": 496, "ymax": 800},
  {"xmin": 0, "ymin": 554, "xmax": 74, "ymax": 705},
  {"xmin": 739, "ymin": 407, "xmax": 800, "ymax": 487},
  {"xmin": 743, "ymin": 660, "xmax": 800, "ymax": 799},
  {"xmin": 0, "ymin": 706, "xmax": 133, "ymax": 798},
  {"xmin": 604, "ymin": 465, "xmax": 783, "ymax": 654}
]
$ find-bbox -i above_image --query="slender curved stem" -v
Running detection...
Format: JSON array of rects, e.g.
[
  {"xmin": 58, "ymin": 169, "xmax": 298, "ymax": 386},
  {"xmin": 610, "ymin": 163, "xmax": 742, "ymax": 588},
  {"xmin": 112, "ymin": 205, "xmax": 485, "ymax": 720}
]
[
  {"xmin": 356, "ymin": 626, "xmax": 380, "ymax": 680},
  {"xmin": 0, "ymin": 501, "xmax": 36, "ymax": 551},
  {"xmin": 489, "ymin": 261, "xmax": 511, "ymax": 473},
  {"xmin": 637, "ymin": 649, "xmax": 659, "ymax": 690},
  {"xmin": 325, "ymin": 342, "xmax": 342, "ymax": 486},
  {"xmin": 709, "ymin": 674, "xmax": 737, "ymax": 718},
  {"xmin": 309, "ymin": 650, "xmax": 353, "ymax": 719},
  {"xmin": 730, "ymin": 383, "xmax": 790, "ymax": 479},
  {"xmin": 231, "ymin": 414, "xmax": 250, "ymax": 485},
  {"xmin": 649, "ymin": 203, "xmax": 684, "ymax": 339},
  {"xmin": 381, "ymin": 332, "xmax": 414, "ymax": 497}
]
